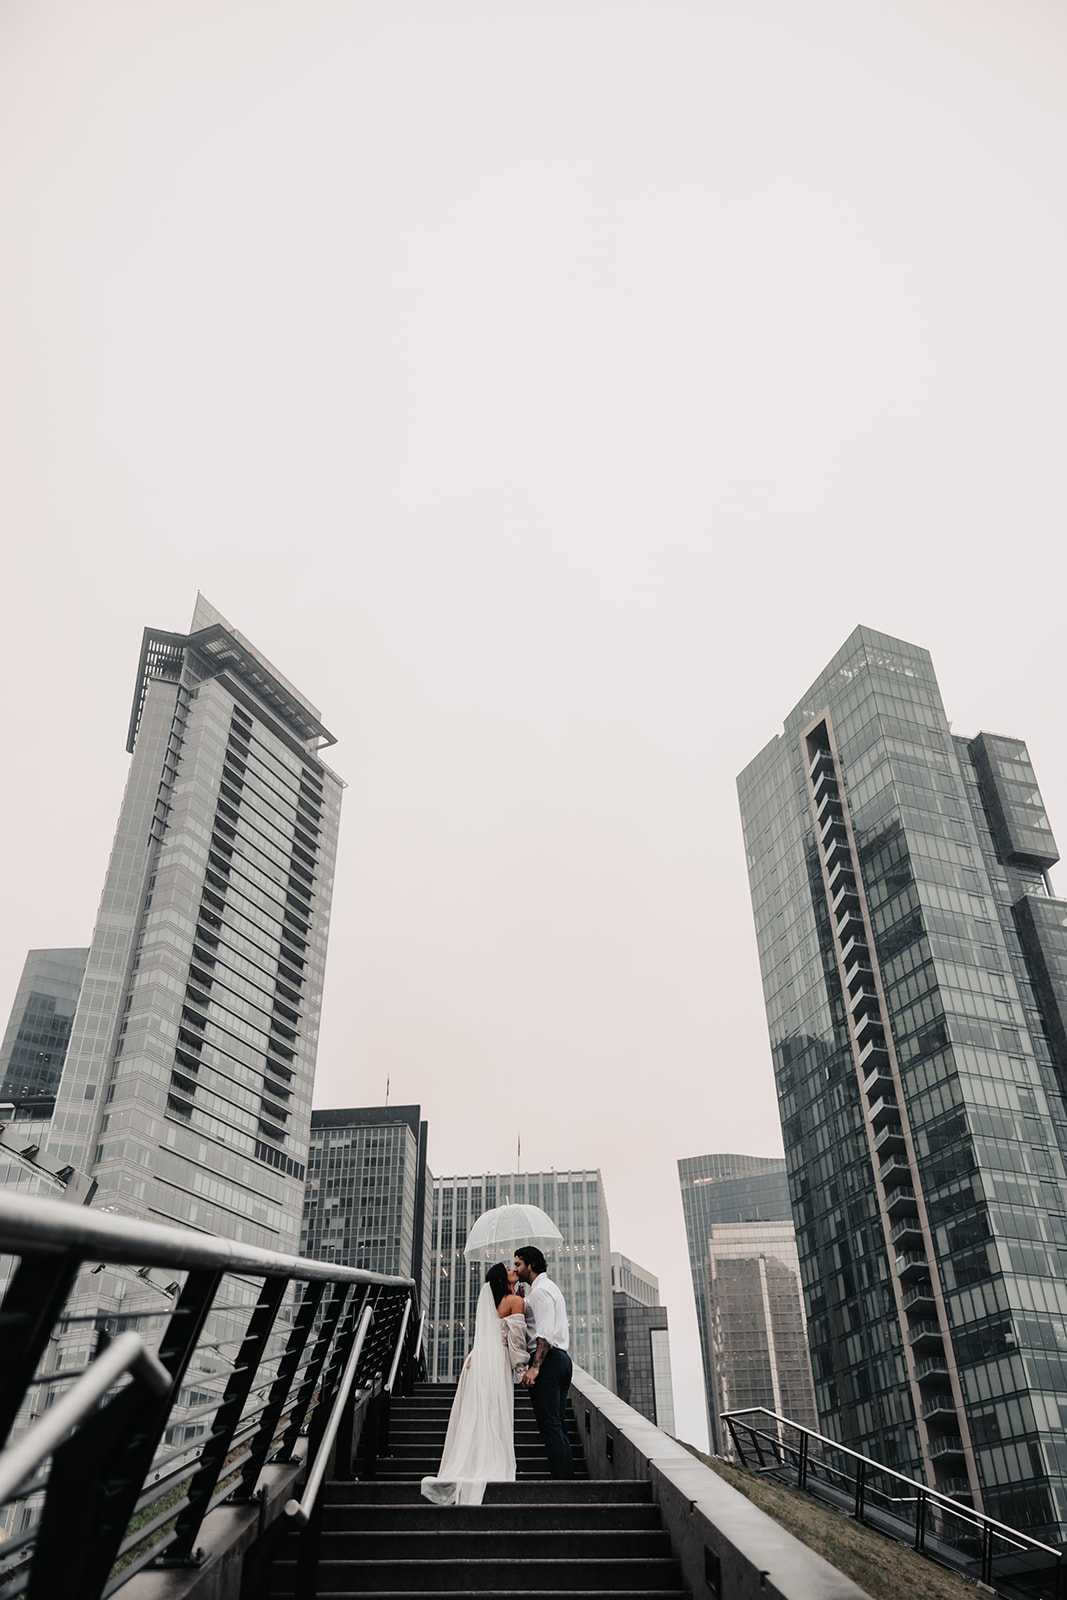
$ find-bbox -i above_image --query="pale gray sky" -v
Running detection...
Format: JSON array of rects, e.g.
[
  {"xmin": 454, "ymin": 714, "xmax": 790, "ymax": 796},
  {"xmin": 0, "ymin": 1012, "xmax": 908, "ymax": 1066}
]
[{"xmin": 2, "ymin": 0, "xmax": 1066, "ymax": 1448}]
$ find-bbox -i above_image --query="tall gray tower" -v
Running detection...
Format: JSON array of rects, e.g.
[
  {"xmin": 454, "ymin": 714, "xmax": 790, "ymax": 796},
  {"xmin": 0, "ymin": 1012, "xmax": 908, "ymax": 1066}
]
[
  {"xmin": 46, "ymin": 596, "xmax": 342, "ymax": 1251},
  {"xmin": 738, "ymin": 625, "xmax": 1067, "ymax": 1540}
]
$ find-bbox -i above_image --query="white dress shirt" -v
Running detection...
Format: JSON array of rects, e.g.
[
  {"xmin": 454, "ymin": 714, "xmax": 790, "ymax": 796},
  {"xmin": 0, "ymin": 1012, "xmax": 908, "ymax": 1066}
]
[{"xmin": 523, "ymin": 1273, "xmax": 570, "ymax": 1354}]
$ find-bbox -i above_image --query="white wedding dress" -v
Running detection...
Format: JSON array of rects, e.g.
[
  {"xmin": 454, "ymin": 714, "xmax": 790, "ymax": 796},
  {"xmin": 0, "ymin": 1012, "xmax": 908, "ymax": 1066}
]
[{"xmin": 421, "ymin": 1284, "xmax": 530, "ymax": 1506}]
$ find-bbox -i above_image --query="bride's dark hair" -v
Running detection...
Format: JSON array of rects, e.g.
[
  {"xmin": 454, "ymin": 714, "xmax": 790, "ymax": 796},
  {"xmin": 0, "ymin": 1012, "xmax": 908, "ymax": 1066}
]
[{"xmin": 485, "ymin": 1262, "xmax": 511, "ymax": 1307}]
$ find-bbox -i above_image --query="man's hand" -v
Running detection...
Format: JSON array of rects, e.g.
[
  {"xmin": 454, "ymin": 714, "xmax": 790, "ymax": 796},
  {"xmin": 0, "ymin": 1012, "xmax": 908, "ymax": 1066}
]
[{"xmin": 521, "ymin": 1364, "xmax": 540, "ymax": 1387}]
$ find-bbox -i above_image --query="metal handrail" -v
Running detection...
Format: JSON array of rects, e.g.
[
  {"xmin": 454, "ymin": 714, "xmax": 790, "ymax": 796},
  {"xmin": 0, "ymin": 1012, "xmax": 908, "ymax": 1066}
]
[
  {"xmin": 285, "ymin": 1302, "xmax": 375, "ymax": 1528},
  {"xmin": 0, "ymin": 1189, "xmax": 413, "ymax": 1288},
  {"xmin": 0, "ymin": 1332, "xmax": 170, "ymax": 1503},
  {"xmin": 413, "ymin": 1310, "xmax": 426, "ymax": 1365},
  {"xmin": 722, "ymin": 1406, "xmax": 1062, "ymax": 1560},
  {"xmin": 384, "ymin": 1293, "xmax": 413, "ymax": 1395},
  {"xmin": 0, "ymin": 1189, "xmax": 425, "ymax": 1600}
]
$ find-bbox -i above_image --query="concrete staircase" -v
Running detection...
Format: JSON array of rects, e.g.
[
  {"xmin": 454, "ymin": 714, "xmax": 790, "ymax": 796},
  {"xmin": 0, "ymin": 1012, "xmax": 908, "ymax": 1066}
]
[{"xmin": 269, "ymin": 1381, "xmax": 691, "ymax": 1598}]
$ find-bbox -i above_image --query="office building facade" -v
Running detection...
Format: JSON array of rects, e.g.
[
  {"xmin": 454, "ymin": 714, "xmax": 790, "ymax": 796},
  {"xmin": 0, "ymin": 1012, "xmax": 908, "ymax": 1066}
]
[
  {"xmin": 611, "ymin": 1253, "xmax": 676, "ymax": 1432},
  {"xmin": 704, "ymin": 1220, "xmax": 817, "ymax": 1452},
  {"xmin": 738, "ymin": 625, "xmax": 1067, "ymax": 1537},
  {"xmin": 0, "ymin": 949, "xmax": 88, "ymax": 1102},
  {"xmin": 428, "ymin": 1169, "xmax": 615, "ymax": 1387},
  {"xmin": 46, "ymin": 596, "xmax": 342, "ymax": 1252},
  {"xmin": 302, "ymin": 1106, "xmax": 432, "ymax": 1308},
  {"xmin": 678, "ymin": 1153, "xmax": 797, "ymax": 1450}
]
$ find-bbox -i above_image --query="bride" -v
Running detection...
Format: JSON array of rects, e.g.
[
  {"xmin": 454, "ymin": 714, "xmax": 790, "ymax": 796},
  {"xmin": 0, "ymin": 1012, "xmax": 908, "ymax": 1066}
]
[{"xmin": 421, "ymin": 1263, "xmax": 529, "ymax": 1505}]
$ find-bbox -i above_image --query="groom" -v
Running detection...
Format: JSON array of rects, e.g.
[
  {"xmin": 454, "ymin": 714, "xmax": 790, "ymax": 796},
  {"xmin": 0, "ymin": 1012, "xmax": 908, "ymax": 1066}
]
[{"xmin": 514, "ymin": 1246, "xmax": 574, "ymax": 1479}]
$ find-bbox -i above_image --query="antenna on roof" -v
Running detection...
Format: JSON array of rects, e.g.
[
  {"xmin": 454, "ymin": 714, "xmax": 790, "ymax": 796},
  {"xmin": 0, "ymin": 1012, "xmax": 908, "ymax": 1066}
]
[{"xmin": 385, "ymin": 1074, "xmax": 390, "ymax": 1107}]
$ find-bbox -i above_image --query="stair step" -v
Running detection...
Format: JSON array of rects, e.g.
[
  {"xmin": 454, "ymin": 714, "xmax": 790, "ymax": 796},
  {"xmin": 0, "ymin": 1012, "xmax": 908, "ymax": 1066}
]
[
  {"xmin": 325, "ymin": 1481, "xmax": 652, "ymax": 1505},
  {"xmin": 277, "ymin": 1558, "xmax": 684, "ymax": 1592},
  {"xmin": 317, "ymin": 1532, "xmax": 672, "ymax": 1559},
  {"xmin": 325, "ymin": 1505, "xmax": 663, "ymax": 1532}
]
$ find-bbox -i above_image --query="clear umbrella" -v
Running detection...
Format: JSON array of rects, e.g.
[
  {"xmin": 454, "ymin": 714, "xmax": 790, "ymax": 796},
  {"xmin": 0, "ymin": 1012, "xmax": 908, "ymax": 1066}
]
[{"xmin": 462, "ymin": 1202, "xmax": 563, "ymax": 1261}]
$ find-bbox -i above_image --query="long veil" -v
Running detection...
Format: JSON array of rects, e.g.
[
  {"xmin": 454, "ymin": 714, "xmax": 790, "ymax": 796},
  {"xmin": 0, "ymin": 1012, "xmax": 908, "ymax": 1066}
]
[{"xmin": 421, "ymin": 1281, "xmax": 515, "ymax": 1506}]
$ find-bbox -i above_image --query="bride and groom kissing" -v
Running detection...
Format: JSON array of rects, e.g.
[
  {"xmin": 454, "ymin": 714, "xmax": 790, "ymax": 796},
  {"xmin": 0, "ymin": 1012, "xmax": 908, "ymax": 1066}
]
[{"xmin": 421, "ymin": 1246, "xmax": 574, "ymax": 1506}]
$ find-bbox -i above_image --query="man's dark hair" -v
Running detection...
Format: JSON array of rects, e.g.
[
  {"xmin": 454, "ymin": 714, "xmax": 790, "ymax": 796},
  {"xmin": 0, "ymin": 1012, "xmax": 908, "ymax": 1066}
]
[{"xmin": 515, "ymin": 1245, "xmax": 547, "ymax": 1275}]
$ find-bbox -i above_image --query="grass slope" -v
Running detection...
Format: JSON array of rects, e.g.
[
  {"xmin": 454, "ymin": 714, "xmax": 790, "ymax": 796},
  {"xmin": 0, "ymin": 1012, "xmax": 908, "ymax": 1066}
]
[{"xmin": 678, "ymin": 1443, "xmax": 983, "ymax": 1600}]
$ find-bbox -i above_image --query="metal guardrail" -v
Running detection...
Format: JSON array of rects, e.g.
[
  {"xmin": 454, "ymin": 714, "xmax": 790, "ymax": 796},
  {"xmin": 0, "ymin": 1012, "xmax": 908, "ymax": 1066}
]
[
  {"xmin": 0, "ymin": 1190, "xmax": 425, "ymax": 1600},
  {"xmin": 722, "ymin": 1406, "xmax": 1063, "ymax": 1600}
]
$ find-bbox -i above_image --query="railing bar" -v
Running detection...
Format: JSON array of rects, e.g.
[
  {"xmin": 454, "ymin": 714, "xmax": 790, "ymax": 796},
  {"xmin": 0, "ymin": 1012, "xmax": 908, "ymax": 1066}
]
[
  {"xmin": 384, "ymin": 1295, "xmax": 413, "ymax": 1395},
  {"xmin": 0, "ymin": 1332, "xmax": 169, "ymax": 1505},
  {"xmin": 0, "ymin": 1189, "xmax": 416, "ymax": 1289},
  {"xmin": 720, "ymin": 1407, "xmax": 1059, "ymax": 1559},
  {"xmin": 285, "ymin": 1304, "xmax": 374, "ymax": 1528}
]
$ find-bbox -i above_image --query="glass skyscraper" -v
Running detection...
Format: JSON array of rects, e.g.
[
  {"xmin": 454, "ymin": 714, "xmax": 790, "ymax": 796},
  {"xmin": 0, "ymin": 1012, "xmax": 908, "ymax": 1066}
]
[
  {"xmin": 738, "ymin": 625, "xmax": 1067, "ymax": 1538},
  {"xmin": 0, "ymin": 949, "xmax": 88, "ymax": 1102},
  {"xmin": 704, "ymin": 1220, "xmax": 817, "ymax": 1454},
  {"xmin": 678, "ymin": 1152, "xmax": 797, "ymax": 1450},
  {"xmin": 611, "ymin": 1253, "xmax": 676, "ymax": 1432},
  {"xmin": 302, "ymin": 1106, "xmax": 432, "ymax": 1310},
  {"xmin": 46, "ymin": 595, "xmax": 342, "ymax": 1252},
  {"xmin": 427, "ymin": 1168, "xmax": 615, "ymax": 1386}
]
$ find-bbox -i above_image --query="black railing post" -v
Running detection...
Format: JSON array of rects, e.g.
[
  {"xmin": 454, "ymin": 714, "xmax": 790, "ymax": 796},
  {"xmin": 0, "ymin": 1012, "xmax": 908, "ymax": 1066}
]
[
  {"xmin": 277, "ymin": 1281, "xmax": 350, "ymax": 1461},
  {"xmin": 797, "ymin": 1431, "xmax": 809, "ymax": 1491},
  {"xmin": 28, "ymin": 1266, "xmax": 223, "ymax": 1600},
  {"xmin": 0, "ymin": 1252, "xmax": 82, "ymax": 1448},
  {"xmin": 854, "ymin": 1459, "xmax": 866, "ymax": 1524},
  {"xmin": 164, "ymin": 1274, "xmax": 288, "ymax": 1562},
  {"xmin": 981, "ymin": 1520, "xmax": 993, "ymax": 1589},
  {"xmin": 915, "ymin": 1488, "xmax": 927, "ymax": 1553},
  {"xmin": 233, "ymin": 1279, "xmax": 326, "ymax": 1498},
  {"xmin": 724, "ymin": 1415, "xmax": 747, "ymax": 1468}
]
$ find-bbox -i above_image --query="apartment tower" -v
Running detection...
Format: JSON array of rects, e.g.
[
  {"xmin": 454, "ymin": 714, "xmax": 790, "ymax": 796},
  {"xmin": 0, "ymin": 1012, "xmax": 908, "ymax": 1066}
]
[
  {"xmin": 738, "ymin": 625, "xmax": 1067, "ymax": 1538},
  {"xmin": 46, "ymin": 596, "xmax": 341, "ymax": 1251}
]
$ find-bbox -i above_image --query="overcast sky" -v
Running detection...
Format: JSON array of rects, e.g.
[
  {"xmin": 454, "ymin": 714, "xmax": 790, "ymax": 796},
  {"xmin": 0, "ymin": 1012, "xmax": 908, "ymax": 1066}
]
[{"xmin": 2, "ymin": 0, "xmax": 1066, "ymax": 1448}]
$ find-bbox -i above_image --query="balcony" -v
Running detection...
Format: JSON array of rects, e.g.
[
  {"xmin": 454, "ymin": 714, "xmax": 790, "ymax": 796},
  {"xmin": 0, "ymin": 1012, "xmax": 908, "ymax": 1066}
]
[
  {"xmin": 936, "ymin": 1478, "xmax": 973, "ymax": 1499},
  {"xmin": 883, "ymin": 1183, "xmax": 916, "ymax": 1214},
  {"xmin": 890, "ymin": 1215, "xmax": 923, "ymax": 1247},
  {"xmin": 920, "ymin": 1396, "xmax": 957, "ymax": 1421},
  {"xmin": 808, "ymin": 747, "xmax": 835, "ymax": 781},
  {"xmin": 853, "ymin": 1013, "xmax": 885, "ymax": 1050},
  {"xmin": 867, "ymin": 1093, "xmax": 898, "ymax": 1127},
  {"xmin": 832, "ymin": 880, "xmax": 860, "ymax": 916},
  {"xmin": 817, "ymin": 791, "xmax": 844, "ymax": 827},
  {"xmin": 907, "ymin": 1320, "xmax": 943, "ymax": 1348},
  {"xmin": 879, "ymin": 1154, "xmax": 912, "ymax": 1183},
  {"xmin": 928, "ymin": 1436, "xmax": 965, "ymax": 1460},
  {"xmin": 901, "ymin": 1282, "xmax": 936, "ymax": 1311},
  {"xmin": 873, "ymin": 1123, "xmax": 906, "ymax": 1157},
  {"xmin": 914, "ymin": 1356, "xmax": 950, "ymax": 1382},
  {"xmin": 896, "ymin": 1250, "xmax": 929, "ymax": 1281},
  {"xmin": 850, "ymin": 990, "xmax": 881, "ymax": 1025},
  {"xmin": 823, "ymin": 833, "xmax": 851, "ymax": 873},
  {"xmin": 858, "ymin": 1036, "xmax": 889, "ymax": 1071},
  {"xmin": 844, "ymin": 958, "xmax": 874, "ymax": 991}
]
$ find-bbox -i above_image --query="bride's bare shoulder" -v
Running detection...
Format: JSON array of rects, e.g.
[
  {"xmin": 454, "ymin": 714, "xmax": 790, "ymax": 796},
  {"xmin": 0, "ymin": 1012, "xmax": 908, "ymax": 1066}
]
[{"xmin": 498, "ymin": 1294, "xmax": 525, "ymax": 1317}]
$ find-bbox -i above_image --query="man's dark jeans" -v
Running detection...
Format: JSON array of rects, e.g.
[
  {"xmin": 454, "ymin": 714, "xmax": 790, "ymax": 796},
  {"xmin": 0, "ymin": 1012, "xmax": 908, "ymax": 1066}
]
[{"xmin": 528, "ymin": 1348, "xmax": 574, "ymax": 1478}]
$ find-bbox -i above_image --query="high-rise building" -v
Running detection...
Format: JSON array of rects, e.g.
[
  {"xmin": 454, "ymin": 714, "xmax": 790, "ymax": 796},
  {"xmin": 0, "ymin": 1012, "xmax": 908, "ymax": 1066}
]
[
  {"xmin": 0, "ymin": 949, "xmax": 88, "ymax": 1102},
  {"xmin": 737, "ymin": 624, "xmax": 1067, "ymax": 1538},
  {"xmin": 45, "ymin": 596, "xmax": 342, "ymax": 1252},
  {"xmin": 704, "ymin": 1219, "xmax": 817, "ymax": 1452},
  {"xmin": 428, "ymin": 1169, "xmax": 615, "ymax": 1387},
  {"xmin": 302, "ymin": 1106, "xmax": 432, "ymax": 1309},
  {"xmin": 611, "ymin": 1253, "xmax": 676, "ymax": 1432},
  {"xmin": 677, "ymin": 1153, "xmax": 796, "ymax": 1450}
]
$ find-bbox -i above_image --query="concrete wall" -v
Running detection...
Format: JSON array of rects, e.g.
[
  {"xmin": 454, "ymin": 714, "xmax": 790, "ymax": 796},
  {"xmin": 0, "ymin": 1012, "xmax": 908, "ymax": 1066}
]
[{"xmin": 569, "ymin": 1366, "xmax": 873, "ymax": 1600}]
